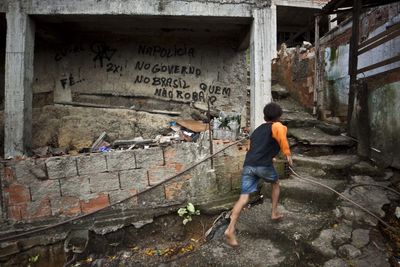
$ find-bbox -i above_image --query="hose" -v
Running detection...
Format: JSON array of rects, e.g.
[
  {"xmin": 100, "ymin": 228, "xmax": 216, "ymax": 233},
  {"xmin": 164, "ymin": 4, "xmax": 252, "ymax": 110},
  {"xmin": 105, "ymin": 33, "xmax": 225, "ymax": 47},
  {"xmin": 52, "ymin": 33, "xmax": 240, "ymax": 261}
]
[{"xmin": 289, "ymin": 166, "xmax": 396, "ymax": 232}]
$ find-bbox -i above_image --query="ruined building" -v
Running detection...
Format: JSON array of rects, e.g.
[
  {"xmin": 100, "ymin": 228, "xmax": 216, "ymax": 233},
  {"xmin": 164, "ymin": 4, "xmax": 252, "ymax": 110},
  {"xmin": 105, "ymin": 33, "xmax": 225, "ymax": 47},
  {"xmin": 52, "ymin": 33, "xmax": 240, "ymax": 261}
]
[{"xmin": 0, "ymin": 0, "xmax": 399, "ymax": 266}]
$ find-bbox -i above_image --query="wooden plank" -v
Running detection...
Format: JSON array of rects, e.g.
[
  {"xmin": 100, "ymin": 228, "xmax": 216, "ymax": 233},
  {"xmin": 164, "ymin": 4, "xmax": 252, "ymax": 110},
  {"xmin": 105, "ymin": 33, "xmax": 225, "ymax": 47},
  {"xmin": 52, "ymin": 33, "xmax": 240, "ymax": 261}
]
[
  {"xmin": 113, "ymin": 139, "xmax": 154, "ymax": 146},
  {"xmin": 176, "ymin": 120, "xmax": 209, "ymax": 132},
  {"xmin": 313, "ymin": 15, "xmax": 321, "ymax": 116},
  {"xmin": 91, "ymin": 132, "xmax": 107, "ymax": 152},
  {"xmin": 357, "ymin": 54, "xmax": 400, "ymax": 74},
  {"xmin": 347, "ymin": 0, "xmax": 361, "ymax": 135},
  {"xmin": 358, "ymin": 26, "xmax": 400, "ymax": 55},
  {"xmin": 358, "ymin": 23, "xmax": 400, "ymax": 50}
]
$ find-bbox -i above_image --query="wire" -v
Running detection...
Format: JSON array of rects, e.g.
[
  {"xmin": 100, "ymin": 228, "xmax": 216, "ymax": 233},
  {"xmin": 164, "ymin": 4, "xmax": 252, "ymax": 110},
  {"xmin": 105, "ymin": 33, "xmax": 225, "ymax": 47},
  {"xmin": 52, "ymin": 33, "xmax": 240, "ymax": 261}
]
[
  {"xmin": 289, "ymin": 166, "xmax": 397, "ymax": 232},
  {"xmin": 0, "ymin": 138, "xmax": 248, "ymax": 243}
]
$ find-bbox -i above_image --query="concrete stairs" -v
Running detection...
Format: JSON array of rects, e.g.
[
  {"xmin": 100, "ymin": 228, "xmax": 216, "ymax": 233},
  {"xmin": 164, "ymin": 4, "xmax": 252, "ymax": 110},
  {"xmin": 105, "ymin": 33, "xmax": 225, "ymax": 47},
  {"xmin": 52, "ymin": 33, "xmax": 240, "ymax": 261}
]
[{"xmin": 177, "ymin": 92, "xmax": 394, "ymax": 266}]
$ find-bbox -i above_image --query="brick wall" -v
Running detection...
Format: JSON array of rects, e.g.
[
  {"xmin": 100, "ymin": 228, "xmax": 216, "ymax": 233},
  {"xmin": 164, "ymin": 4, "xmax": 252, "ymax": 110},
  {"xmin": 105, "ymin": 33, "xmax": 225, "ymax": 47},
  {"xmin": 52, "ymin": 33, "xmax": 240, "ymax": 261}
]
[
  {"xmin": 272, "ymin": 46, "xmax": 315, "ymax": 111},
  {"xmin": 0, "ymin": 137, "xmax": 247, "ymax": 224}
]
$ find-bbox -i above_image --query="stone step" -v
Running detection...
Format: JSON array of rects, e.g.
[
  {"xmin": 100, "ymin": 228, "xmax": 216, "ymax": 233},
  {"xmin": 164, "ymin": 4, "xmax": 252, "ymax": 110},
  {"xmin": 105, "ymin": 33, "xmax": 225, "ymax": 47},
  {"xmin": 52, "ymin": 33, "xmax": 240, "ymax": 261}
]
[
  {"xmin": 292, "ymin": 154, "xmax": 360, "ymax": 178},
  {"xmin": 261, "ymin": 177, "xmax": 345, "ymax": 208},
  {"xmin": 289, "ymin": 127, "xmax": 354, "ymax": 147}
]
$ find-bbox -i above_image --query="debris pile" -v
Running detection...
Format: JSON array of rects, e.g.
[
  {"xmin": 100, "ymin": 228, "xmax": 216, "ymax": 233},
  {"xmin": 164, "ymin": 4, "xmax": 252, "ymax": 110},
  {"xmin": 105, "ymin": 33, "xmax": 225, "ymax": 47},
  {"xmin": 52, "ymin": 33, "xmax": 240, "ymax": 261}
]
[{"xmin": 30, "ymin": 111, "xmax": 244, "ymax": 159}]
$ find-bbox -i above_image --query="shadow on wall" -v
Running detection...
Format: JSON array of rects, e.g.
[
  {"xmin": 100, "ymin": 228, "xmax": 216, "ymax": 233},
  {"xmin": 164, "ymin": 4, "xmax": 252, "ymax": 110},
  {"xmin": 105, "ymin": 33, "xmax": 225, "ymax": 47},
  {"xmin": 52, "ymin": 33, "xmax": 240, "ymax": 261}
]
[
  {"xmin": 0, "ymin": 14, "xmax": 6, "ymax": 157},
  {"xmin": 368, "ymin": 81, "xmax": 400, "ymax": 169}
]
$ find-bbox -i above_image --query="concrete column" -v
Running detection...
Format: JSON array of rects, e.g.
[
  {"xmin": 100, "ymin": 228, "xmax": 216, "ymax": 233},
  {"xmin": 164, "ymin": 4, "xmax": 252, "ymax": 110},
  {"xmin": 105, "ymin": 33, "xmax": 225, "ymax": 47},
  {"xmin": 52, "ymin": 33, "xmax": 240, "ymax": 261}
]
[
  {"xmin": 329, "ymin": 14, "xmax": 338, "ymax": 31},
  {"xmin": 250, "ymin": 6, "xmax": 275, "ymax": 131},
  {"xmin": 4, "ymin": 3, "xmax": 35, "ymax": 158},
  {"xmin": 270, "ymin": 4, "xmax": 277, "ymax": 58}
]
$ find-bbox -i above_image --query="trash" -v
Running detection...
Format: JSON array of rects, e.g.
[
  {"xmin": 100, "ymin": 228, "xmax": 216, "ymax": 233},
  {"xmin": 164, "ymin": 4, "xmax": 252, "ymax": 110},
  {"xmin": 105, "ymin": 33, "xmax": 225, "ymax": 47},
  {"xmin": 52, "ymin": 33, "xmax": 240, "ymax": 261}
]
[
  {"xmin": 176, "ymin": 120, "xmax": 209, "ymax": 133},
  {"xmin": 395, "ymin": 207, "xmax": 400, "ymax": 219},
  {"xmin": 302, "ymin": 41, "xmax": 312, "ymax": 49},
  {"xmin": 113, "ymin": 138, "xmax": 154, "ymax": 148},
  {"xmin": 98, "ymin": 146, "xmax": 111, "ymax": 152},
  {"xmin": 213, "ymin": 112, "xmax": 241, "ymax": 141},
  {"xmin": 91, "ymin": 132, "xmax": 107, "ymax": 152}
]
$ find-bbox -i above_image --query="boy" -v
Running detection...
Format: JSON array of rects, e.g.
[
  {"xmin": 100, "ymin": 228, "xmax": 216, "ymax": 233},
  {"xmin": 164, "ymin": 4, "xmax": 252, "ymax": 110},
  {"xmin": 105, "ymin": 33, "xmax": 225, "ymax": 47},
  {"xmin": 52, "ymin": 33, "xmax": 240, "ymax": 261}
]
[{"xmin": 224, "ymin": 102, "xmax": 292, "ymax": 247}]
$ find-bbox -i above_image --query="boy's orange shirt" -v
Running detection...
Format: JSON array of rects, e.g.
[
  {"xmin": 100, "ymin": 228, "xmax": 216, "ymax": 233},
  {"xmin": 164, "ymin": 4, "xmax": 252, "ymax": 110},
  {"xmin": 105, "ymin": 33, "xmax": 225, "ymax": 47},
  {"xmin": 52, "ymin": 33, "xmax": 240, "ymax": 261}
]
[{"xmin": 271, "ymin": 122, "xmax": 291, "ymax": 156}]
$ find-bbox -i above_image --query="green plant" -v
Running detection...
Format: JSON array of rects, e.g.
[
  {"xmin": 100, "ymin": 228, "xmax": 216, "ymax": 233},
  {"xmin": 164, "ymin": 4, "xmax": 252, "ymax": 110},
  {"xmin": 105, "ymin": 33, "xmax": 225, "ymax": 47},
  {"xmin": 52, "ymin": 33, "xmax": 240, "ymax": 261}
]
[
  {"xmin": 27, "ymin": 254, "xmax": 39, "ymax": 267},
  {"xmin": 177, "ymin": 203, "xmax": 200, "ymax": 225}
]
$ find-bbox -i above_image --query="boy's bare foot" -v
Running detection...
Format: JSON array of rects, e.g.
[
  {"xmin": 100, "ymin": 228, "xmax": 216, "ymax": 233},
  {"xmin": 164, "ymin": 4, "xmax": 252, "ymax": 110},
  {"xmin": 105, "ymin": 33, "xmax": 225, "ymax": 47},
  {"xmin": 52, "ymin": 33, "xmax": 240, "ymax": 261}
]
[
  {"xmin": 271, "ymin": 213, "xmax": 284, "ymax": 221},
  {"xmin": 224, "ymin": 229, "xmax": 239, "ymax": 247}
]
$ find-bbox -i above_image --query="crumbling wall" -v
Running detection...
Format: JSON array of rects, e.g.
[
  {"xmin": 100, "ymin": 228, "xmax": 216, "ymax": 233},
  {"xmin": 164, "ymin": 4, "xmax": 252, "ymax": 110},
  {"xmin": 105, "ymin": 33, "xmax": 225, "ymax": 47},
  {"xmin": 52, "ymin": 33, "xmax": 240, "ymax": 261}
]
[
  {"xmin": 33, "ymin": 35, "xmax": 246, "ymax": 112},
  {"xmin": 30, "ymin": 106, "xmax": 172, "ymax": 151},
  {"xmin": 30, "ymin": 32, "xmax": 247, "ymax": 150},
  {"xmin": 366, "ymin": 72, "xmax": 400, "ymax": 169},
  {"xmin": 320, "ymin": 3, "xmax": 400, "ymax": 123},
  {"xmin": 0, "ymin": 138, "xmax": 247, "ymax": 224},
  {"xmin": 272, "ymin": 44, "xmax": 315, "ymax": 110},
  {"xmin": 320, "ymin": 3, "xmax": 400, "ymax": 168}
]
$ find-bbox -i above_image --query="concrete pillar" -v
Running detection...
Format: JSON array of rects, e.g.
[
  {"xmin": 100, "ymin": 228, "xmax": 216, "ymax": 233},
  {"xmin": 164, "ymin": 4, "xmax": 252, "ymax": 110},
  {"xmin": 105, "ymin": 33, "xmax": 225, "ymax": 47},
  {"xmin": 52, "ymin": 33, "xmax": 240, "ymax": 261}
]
[
  {"xmin": 270, "ymin": 4, "xmax": 277, "ymax": 58},
  {"xmin": 329, "ymin": 14, "xmax": 338, "ymax": 31},
  {"xmin": 250, "ymin": 6, "xmax": 275, "ymax": 130},
  {"xmin": 4, "ymin": 3, "xmax": 35, "ymax": 158}
]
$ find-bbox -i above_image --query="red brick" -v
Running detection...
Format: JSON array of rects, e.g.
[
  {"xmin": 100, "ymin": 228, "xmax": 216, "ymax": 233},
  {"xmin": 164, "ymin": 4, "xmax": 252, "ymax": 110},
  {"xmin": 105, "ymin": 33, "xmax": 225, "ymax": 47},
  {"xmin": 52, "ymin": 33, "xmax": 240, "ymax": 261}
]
[
  {"xmin": 148, "ymin": 166, "xmax": 176, "ymax": 186},
  {"xmin": 5, "ymin": 184, "xmax": 31, "ymax": 204},
  {"xmin": 165, "ymin": 162, "xmax": 185, "ymax": 173},
  {"xmin": 80, "ymin": 194, "xmax": 109, "ymax": 214},
  {"xmin": 27, "ymin": 198, "xmax": 52, "ymax": 220},
  {"xmin": 2, "ymin": 167, "xmax": 15, "ymax": 184},
  {"xmin": 8, "ymin": 204, "xmax": 27, "ymax": 221},
  {"xmin": 163, "ymin": 147, "xmax": 177, "ymax": 161},
  {"xmin": 51, "ymin": 196, "xmax": 82, "ymax": 217},
  {"xmin": 165, "ymin": 181, "xmax": 186, "ymax": 201}
]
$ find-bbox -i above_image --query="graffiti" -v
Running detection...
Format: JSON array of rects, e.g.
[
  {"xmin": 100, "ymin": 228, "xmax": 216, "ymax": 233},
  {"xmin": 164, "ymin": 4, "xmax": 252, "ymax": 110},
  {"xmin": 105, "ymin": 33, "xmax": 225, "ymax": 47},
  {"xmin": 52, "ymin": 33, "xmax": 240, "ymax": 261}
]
[
  {"xmin": 90, "ymin": 43, "xmax": 117, "ymax": 68},
  {"xmin": 138, "ymin": 44, "xmax": 195, "ymax": 58},
  {"xmin": 134, "ymin": 75, "xmax": 151, "ymax": 84},
  {"xmin": 135, "ymin": 61, "xmax": 201, "ymax": 77},
  {"xmin": 134, "ymin": 75, "xmax": 190, "ymax": 89},
  {"xmin": 60, "ymin": 73, "xmax": 85, "ymax": 89},
  {"xmin": 154, "ymin": 88, "xmax": 217, "ymax": 104},
  {"xmin": 199, "ymin": 83, "xmax": 231, "ymax": 97},
  {"xmin": 106, "ymin": 63, "xmax": 123, "ymax": 74},
  {"xmin": 55, "ymin": 45, "xmax": 85, "ymax": 62}
]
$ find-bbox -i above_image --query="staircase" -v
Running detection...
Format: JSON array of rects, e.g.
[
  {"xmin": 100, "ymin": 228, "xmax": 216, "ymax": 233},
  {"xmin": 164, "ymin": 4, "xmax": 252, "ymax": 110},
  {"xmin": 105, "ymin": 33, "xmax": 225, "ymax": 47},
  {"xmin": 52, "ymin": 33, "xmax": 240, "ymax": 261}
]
[{"xmin": 172, "ymin": 90, "xmax": 395, "ymax": 266}]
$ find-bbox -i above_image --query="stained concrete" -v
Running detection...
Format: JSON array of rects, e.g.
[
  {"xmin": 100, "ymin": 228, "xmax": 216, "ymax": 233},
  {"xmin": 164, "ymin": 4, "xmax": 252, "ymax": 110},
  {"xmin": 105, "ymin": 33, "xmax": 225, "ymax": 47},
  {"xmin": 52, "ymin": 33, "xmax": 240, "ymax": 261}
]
[
  {"xmin": 250, "ymin": 6, "xmax": 275, "ymax": 130},
  {"xmin": 289, "ymin": 127, "xmax": 354, "ymax": 146},
  {"xmin": 4, "ymin": 3, "xmax": 35, "ymax": 158}
]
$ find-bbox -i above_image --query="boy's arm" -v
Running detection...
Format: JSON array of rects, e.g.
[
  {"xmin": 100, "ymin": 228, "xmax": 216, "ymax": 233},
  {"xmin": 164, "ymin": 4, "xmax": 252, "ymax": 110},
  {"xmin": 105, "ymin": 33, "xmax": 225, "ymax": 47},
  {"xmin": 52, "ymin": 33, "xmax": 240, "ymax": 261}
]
[{"xmin": 272, "ymin": 122, "xmax": 293, "ymax": 165}]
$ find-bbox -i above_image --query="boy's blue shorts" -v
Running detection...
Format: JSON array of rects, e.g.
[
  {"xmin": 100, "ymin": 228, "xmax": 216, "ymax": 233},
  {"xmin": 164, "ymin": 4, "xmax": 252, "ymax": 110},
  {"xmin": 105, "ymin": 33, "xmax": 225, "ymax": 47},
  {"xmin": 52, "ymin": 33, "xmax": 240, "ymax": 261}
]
[{"xmin": 241, "ymin": 165, "xmax": 278, "ymax": 194}]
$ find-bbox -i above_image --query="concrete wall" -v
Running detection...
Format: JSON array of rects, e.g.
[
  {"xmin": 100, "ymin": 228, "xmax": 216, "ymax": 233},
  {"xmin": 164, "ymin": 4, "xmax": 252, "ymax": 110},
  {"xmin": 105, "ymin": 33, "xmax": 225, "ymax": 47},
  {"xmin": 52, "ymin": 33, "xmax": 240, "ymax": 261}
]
[
  {"xmin": 33, "ymin": 34, "xmax": 246, "ymax": 112},
  {"xmin": 319, "ymin": 3, "xmax": 400, "ymax": 167},
  {"xmin": 366, "ymin": 74, "xmax": 400, "ymax": 169},
  {"xmin": 319, "ymin": 3, "xmax": 400, "ymax": 123},
  {"xmin": 0, "ymin": 137, "xmax": 247, "ymax": 224},
  {"xmin": 0, "ymin": 14, "xmax": 4, "ymax": 111},
  {"xmin": 272, "ymin": 45, "xmax": 315, "ymax": 110},
  {"xmin": 8, "ymin": 0, "xmax": 256, "ymax": 17}
]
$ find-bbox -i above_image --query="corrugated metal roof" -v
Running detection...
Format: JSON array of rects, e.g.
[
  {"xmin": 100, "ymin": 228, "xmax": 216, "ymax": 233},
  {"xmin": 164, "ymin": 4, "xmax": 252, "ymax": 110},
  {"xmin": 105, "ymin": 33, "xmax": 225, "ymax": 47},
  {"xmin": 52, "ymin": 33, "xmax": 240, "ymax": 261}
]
[{"xmin": 322, "ymin": 0, "xmax": 400, "ymax": 14}]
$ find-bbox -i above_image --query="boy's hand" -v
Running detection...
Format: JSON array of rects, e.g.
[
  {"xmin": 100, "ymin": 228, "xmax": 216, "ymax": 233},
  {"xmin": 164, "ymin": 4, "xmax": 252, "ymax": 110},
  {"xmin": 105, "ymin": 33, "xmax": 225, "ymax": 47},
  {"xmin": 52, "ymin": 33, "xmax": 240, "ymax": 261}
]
[{"xmin": 286, "ymin": 155, "xmax": 293, "ymax": 166}]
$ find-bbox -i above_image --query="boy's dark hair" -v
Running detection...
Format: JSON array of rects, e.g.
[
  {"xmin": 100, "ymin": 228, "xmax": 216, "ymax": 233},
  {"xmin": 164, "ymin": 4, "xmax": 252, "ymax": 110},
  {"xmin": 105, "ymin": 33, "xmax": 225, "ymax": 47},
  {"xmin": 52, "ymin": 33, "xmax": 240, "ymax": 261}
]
[{"xmin": 263, "ymin": 102, "xmax": 283, "ymax": 122}]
